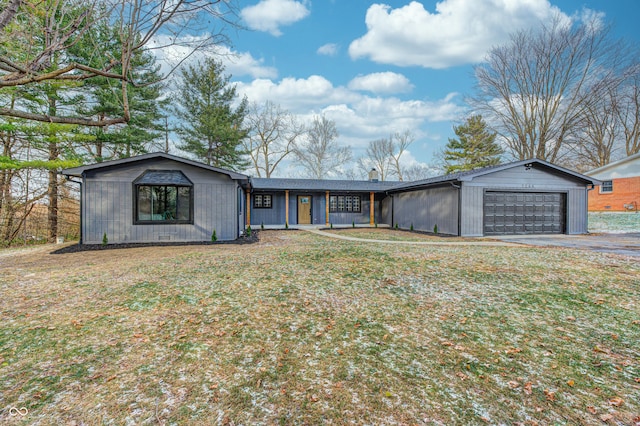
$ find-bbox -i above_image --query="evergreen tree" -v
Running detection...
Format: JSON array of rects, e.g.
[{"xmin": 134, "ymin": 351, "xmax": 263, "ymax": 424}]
[
  {"xmin": 70, "ymin": 22, "xmax": 166, "ymax": 162},
  {"xmin": 174, "ymin": 58, "xmax": 248, "ymax": 170},
  {"xmin": 443, "ymin": 115, "xmax": 503, "ymax": 174}
]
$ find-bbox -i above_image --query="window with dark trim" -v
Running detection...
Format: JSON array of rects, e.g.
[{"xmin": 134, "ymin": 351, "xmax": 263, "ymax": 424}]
[
  {"xmin": 134, "ymin": 171, "xmax": 193, "ymax": 224},
  {"xmin": 601, "ymin": 180, "xmax": 613, "ymax": 193},
  {"xmin": 329, "ymin": 195, "xmax": 362, "ymax": 213},
  {"xmin": 254, "ymin": 194, "xmax": 272, "ymax": 208}
]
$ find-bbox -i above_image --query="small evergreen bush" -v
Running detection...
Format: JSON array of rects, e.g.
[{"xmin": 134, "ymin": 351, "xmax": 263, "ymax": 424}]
[
  {"xmin": 410, "ymin": 223, "xmax": 414, "ymax": 231},
  {"xmin": 433, "ymin": 224, "xmax": 438, "ymax": 234},
  {"xmin": 246, "ymin": 226, "xmax": 252, "ymax": 237},
  {"xmin": 211, "ymin": 229, "xmax": 217, "ymax": 242},
  {"xmin": 102, "ymin": 232, "xmax": 108, "ymax": 246}
]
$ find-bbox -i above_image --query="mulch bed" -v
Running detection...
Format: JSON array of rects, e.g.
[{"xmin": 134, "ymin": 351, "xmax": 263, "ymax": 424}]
[{"xmin": 51, "ymin": 231, "xmax": 260, "ymax": 254}]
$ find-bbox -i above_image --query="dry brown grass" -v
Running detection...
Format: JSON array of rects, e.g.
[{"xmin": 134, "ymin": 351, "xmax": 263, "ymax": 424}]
[{"xmin": 1, "ymin": 230, "xmax": 639, "ymax": 425}]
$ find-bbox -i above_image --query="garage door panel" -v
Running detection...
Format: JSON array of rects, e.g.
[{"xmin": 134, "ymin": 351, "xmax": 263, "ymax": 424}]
[{"xmin": 484, "ymin": 192, "xmax": 565, "ymax": 236}]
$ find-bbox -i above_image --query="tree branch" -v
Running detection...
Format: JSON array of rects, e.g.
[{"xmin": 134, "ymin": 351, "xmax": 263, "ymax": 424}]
[{"xmin": 0, "ymin": 108, "xmax": 127, "ymax": 127}]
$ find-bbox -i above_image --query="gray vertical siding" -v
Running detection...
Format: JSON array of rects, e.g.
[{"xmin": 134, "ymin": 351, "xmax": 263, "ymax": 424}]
[
  {"xmin": 462, "ymin": 167, "xmax": 590, "ymax": 236},
  {"xmin": 392, "ymin": 186, "xmax": 459, "ymax": 235},
  {"xmin": 381, "ymin": 196, "xmax": 393, "ymax": 225},
  {"xmin": 250, "ymin": 193, "xmax": 287, "ymax": 226},
  {"xmin": 460, "ymin": 186, "xmax": 483, "ymax": 237},
  {"xmin": 566, "ymin": 188, "xmax": 588, "ymax": 234},
  {"xmin": 82, "ymin": 159, "xmax": 240, "ymax": 243},
  {"xmin": 328, "ymin": 196, "xmax": 372, "ymax": 225},
  {"xmin": 311, "ymin": 194, "xmax": 325, "ymax": 225},
  {"xmin": 249, "ymin": 191, "xmax": 388, "ymax": 227}
]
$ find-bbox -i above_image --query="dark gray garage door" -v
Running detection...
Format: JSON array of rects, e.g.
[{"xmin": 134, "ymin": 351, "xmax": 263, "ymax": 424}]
[{"xmin": 484, "ymin": 192, "xmax": 565, "ymax": 235}]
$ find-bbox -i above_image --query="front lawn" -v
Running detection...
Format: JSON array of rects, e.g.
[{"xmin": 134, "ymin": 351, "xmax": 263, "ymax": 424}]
[{"xmin": 1, "ymin": 231, "xmax": 638, "ymax": 424}]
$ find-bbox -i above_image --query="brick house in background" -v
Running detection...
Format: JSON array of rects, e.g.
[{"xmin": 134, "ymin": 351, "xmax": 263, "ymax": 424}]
[{"xmin": 587, "ymin": 153, "xmax": 640, "ymax": 212}]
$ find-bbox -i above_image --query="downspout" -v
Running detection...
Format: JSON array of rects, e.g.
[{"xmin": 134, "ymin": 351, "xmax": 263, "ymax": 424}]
[
  {"xmin": 386, "ymin": 192, "xmax": 394, "ymax": 228},
  {"xmin": 450, "ymin": 181, "xmax": 461, "ymax": 236},
  {"xmin": 586, "ymin": 183, "xmax": 596, "ymax": 234}
]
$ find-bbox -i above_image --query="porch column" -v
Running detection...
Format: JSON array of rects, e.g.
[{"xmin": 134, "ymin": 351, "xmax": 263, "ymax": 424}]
[
  {"xmin": 369, "ymin": 192, "xmax": 375, "ymax": 225},
  {"xmin": 325, "ymin": 191, "xmax": 330, "ymax": 225},
  {"xmin": 285, "ymin": 190, "xmax": 290, "ymax": 226},
  {"xmin": 245, "ymin": 189, "xmax": 251, "ymax": 227}
]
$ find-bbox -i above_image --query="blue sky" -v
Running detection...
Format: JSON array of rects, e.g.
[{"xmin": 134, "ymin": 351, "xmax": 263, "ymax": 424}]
[{"xmin": 163, "ymin": 0, "xmax": 640, "ymax": 177}]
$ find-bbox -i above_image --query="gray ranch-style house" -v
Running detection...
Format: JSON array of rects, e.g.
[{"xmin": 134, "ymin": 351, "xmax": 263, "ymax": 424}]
[{"xmin": 62, "ymin": 153, "xmax": 599, "ymax": 244}]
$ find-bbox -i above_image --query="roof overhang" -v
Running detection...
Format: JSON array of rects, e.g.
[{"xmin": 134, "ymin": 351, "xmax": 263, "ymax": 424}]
[
  {"xmin": 387, "ymin": 158, "xmax": 601, "ymax": 193},
  {"xmin": 61, "ymin": 152, "xmax": 249, "ymax": 184}
]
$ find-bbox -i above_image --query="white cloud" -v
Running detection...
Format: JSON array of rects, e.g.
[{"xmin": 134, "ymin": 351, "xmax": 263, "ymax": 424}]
[
  {"xmin": 348, "ymin": 72, "xmax": 414, "ymax": 94},
  {"xmin": 235, "ymin": 76, "xmax": 464, "ymax": 153},
  {"xmin": 218, "ymin": 47, "xmax": 278, "ymax": 79},
  {"xmin": 317, "ymin": 43, "xmax": 339, "ymax": 56},
  {"xmin": 241, "ymin": 0, "xmax": 310, "ymax": 36},
  {"xmin": 348, "ymin": 0, "xmax": 569, "ymax": 69},
  {"xmin": 148, "ymin": 36, "xmax": 277, "ymax": 80}
]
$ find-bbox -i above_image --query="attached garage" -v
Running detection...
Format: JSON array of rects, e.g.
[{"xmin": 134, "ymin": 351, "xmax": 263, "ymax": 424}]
[
  {"xmin": 387, "ymin": 159, "xmax": 600, "ymax": 237},
  {"xmin": 483, "ymin": 191, "xmax": 565, "ymax": 235}
]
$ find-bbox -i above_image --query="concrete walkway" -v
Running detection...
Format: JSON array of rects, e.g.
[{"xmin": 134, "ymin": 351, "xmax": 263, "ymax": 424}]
[
  {"xmin": 493, "ymin": 233, "xmax": 640, "ymax": 257},
  {"xmin": 305, "ymin": 228, "xmax": 639, "ymax": 257},
  {"xmin": 305, "ymin": 228, "xmax": 522, "ymax": 247}
]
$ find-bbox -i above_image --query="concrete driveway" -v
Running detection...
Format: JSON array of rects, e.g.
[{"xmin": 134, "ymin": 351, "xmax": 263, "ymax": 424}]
[{"xmin": 493, "ymin": 233, "xmax": 640, "ymax": 257}]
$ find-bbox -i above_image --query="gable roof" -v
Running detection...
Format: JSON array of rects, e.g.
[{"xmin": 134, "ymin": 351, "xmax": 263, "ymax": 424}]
[
  {"xmin": 586, "ymin": 153, "xmax": 640, "ymax": 179},
  {"xmin": 251, "ymin": 177, "xmax": 399, "ymax": 192},
  {"xmin": 387, "ymin": 158, "xmax": 600, "ymax": 192},
  {"xmin": 61, "ymin": 152, "xmax": 249, "ymax": 181}
]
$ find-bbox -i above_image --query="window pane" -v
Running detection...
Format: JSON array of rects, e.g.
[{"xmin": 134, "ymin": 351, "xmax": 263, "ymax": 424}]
[
  {"xmin": 337, "ymin": 196, "xmax": 344, "ymax": 211},
  {"xmin": 601, "ymin": 181, "xmax": 613, "ymax": 193},
  {"xmin": 137, "ymin": 185, "xmax": 191, "ymax": 223},
  {"xmin": 138, "ymin": 186, "xmax": 151, "ymax": 220},
  {"xmin": 346, "ymin": 196, "xmax": 352, "ymax": 211},
  {"xmin": 177, "ymin": 187, "xmax": 191, "ymax": 220},
  {"xmin": 353, "ymin": 196, "xmax": 360, "ymax": 212},
  {"xmin": 254, "ymin": 194, "xmax": 262, "ymax": 208},
  {"xmin": 264, "ymin": 195, "xmax": 272, "ymax": 208},
  {"xmin": 329, "ymin": 196, "xmax": 337, "ymax": 212},
  {"xmin": 165, "ymin": 187, "xmax": 177, "ymax": 220}
]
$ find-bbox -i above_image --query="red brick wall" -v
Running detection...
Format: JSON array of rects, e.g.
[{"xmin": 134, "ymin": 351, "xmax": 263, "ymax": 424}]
[{"xmin": 588, "ymin": 176, "xmax": 640, "ymax": 211}]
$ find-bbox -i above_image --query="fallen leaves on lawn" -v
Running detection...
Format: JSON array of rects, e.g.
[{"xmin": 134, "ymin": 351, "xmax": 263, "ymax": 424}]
[{"xmin": 608, "ymin": 397, "xmax": 624, "ymax": 407}]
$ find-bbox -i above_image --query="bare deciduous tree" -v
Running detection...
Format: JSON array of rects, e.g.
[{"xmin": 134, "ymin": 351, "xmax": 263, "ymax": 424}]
[
  {"xmin": 359, "ymin": 130, "xmax": 415, "ymax": 181},
  {"xmin": 361, "ymin": 138, "xmax": 392, "ymax": 181},
  {"xmin": 389, "ymin": 130, "xmax": 414, "ymax": 181},
  {"xmin": 0, "ymin": 0, "xmax": 240, "ymax": 126},
  {"xmin": 616, "ymin": 73, "xmax": 640, "ymax": 156},
  {"xmin": 243, "ymin": 101, "xmax": 305, "ymax": 177},
  {"xmin": 402, "ymin": 164, "xmax": 439, "ymax": 181},
  {"xmin": 570, "ymin": 87, "xmax": 620, "ymax": 170},
  {"xmin": 293, "ymin": 115, "xmax": 351, "ymax": 179},
  {"xmin": 471, "ymin": 15, "xmax": 631, "ymax": 164}
]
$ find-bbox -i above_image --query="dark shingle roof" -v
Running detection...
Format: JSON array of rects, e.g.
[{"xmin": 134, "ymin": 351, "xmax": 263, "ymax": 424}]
[
  {"xmin": 62, "ymin": 152, "xmax": 249, "ymax": 181},
  {"xmin": 251, "ymin": 178, "xmax": 399, "ymax": 192},
  {"xmin": 133, "ymin": 170, "xmax": 193, "ymax": 186},
  {"xmin": 387, "ymin": 158, "xmax": 600, "ymax": 192}
]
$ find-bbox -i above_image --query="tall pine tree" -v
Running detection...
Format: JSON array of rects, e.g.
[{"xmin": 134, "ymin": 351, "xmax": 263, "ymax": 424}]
[
  {"xmin": 174, "ymin": 58, "xmax": 248, "ymax": 170},
  {"xmin": 443, "ymin": 115, "xmax": 503, "ymax": 174},
  {"xmin": 70, "ymin": 22, "xmax": 166, "ymax": 162}
]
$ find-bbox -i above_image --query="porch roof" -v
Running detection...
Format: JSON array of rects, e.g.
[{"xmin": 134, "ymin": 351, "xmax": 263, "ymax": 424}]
[{"xmin": 251, "ymin": 178, "xmax": 399, "ymax": 192}]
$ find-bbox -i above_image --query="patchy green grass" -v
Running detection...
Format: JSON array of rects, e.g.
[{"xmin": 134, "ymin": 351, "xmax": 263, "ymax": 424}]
[
  {"xmin": 589, "ymin": 212, "xmax": 640, "ymax": 233},
  {"xmin": 322, "ymin": 228, "xmax": 483, "ymax": 242},
  {"xmin": 1, "ymin": 231, "xmax": 639, "ymax": 424}
]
